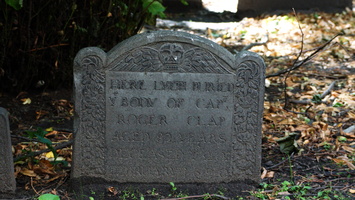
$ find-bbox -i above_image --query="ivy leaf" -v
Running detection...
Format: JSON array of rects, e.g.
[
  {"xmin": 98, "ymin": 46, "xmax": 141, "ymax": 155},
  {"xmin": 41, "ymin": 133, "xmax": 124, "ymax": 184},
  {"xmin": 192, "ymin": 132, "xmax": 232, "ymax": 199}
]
[
  {"xmin": 143, "ymin": 0, "xmax": 166, "ymax": 18},
  {"xmin": 5, "ymin": 0, "xmax": 23, "ymax": 10}
]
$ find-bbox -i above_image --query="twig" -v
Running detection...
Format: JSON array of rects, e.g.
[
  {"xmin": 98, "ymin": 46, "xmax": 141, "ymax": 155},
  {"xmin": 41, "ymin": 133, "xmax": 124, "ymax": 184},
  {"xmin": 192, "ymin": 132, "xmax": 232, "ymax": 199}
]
[
  {"xmin": 28, "ymin": 43, "xmax": 69, "ymax": 52},
  {"xmin": 282, "ymin": 9, "xmax": 340, "ymax": 118},
  {"xmin": 324, "ymin": 177, "xmax": 355, "ymax": 183},
  {"xmin": 12, "ymin": 135, "xmax": 43, "ymax": 143},
  {"xmin": 283, "ymin": 8, "xmax": 304, "ymax": 112},
  {"xmin": 265, "ymin": 152, "xmax": 295, "ymax": 170},
  {"xmin": 241, "ymin": 34, "xmax": 269, "ymax": 51},
  {"xmin": 31, "ymin": 177, "xmax": 40, "ymax": 195},
  {"xmin": 266, "ymin": 33, "xmax": 341, "ymax": 78},
  {"xmin": 319, "ymin": 80, "xmax": 337, "ymax": 99},
  {"xmin": 344, "ymin": 125, "xmax": 355, "ymax": 133},
  {"xmin": 14, "ymin": 140, "xmax": 73, "ymax": 162},
  {"xmin": 289, "ymin": 80, "xmax": 337, "ymax": 105}
]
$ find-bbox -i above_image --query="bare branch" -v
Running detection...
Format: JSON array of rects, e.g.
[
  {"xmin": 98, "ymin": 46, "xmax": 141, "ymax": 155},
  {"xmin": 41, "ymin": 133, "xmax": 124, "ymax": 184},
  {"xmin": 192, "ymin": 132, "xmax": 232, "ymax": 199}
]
[
  {"xmin": 289, "ymin": 81, "xmax": 337, "ymax": 104},
  {"xmin": 266, "ymin": 33, "xmax": 341, "ymax": 78},
  {"xmin": 283, "ymin": 8, "xmax": 304, "ymax": 111},
  {"xmin": 14, "ymin": 140, "xmax": 73, "ymax": 162}
]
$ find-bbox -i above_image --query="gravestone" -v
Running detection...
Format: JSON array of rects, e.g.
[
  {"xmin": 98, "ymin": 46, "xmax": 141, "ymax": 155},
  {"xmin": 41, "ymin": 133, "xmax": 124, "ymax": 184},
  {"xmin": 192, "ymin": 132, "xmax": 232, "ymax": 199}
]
[
  {"xmin": 72, "ymin": 30, "xmax": 265, "ymax": 193},
  {"xmin": 0, "ymin": 107, "xmax": 16, "ymax": 194}
]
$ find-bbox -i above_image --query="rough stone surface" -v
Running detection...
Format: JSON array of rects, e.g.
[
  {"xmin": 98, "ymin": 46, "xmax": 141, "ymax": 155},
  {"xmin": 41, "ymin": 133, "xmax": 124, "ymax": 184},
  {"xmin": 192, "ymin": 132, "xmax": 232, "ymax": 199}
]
[
  {"xmin": 72, "ymin": 30, "xmax": 265, "ymax": 187},
  {"xmin": 0, "ymin": 107, "xmax": 16, "ymax": 194}
]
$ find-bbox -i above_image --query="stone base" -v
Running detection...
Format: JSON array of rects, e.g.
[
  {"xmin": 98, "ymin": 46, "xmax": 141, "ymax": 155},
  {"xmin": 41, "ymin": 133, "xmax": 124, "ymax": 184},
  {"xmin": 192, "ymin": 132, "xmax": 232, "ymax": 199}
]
[{"xmin": 70, "ymin": 177, "xmax": 257, "ymax": 200}]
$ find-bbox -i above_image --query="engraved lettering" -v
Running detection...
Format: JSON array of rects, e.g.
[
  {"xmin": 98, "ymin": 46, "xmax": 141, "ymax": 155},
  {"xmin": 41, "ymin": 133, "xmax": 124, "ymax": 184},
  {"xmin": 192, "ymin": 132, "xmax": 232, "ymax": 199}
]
[
  {"xmin": 120, "ymin": 97, "xmax": 157, "ymax": 107},
  {"xmin": 202, "ymin": 82, "xmax": 234, "ymax": 92},
  {"xmin": 114, "ymin": 131, "xmax": 150, "ymax": 142},
  {"xmin": 110, "ymin": 79, "xmax": 146, "ymax": 90},
  {"xmin": 187, "ymin": 116, "xmax": 225, "ymax": 126},
  {"xmin": 195, "ymin": 98, "xmax": 227, "ymax": 109},
  {"xmin": 117, "ymin": 114, "xmax": 167, "ymax": 125},
  {"xmin": 157, "ymin": 132, "xmax": 172, "ymax": 143},
  {"xmin": 205, "ymin": 82, "xmax": 214, "ymax": 92},
  {"xmin": 192, "ymin": 82, "xmax": 201, "ymax": 91},
  {"xmin": 167, "ymin": 98, "xmax": 184, "ymax": 108},
  {"xmin": 154, "ymin": 81, "xmax": 187, "ymax": 91}
]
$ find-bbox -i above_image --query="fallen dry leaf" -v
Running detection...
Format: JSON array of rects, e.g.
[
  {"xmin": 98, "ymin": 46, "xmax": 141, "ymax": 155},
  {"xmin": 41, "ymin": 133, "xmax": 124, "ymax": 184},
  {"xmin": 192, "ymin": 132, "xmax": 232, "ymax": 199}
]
[
  {"xmin": 20, "ymin": 168, "xmax": 37, "ymax": 177},
  {"xmin": 21, "ymin": 98, "xmax": 31, "ymax": 105}
]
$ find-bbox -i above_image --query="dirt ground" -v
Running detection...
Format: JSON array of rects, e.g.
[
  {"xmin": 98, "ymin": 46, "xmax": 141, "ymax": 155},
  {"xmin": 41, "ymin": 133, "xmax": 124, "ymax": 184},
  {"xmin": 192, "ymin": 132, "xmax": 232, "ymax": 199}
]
[{"xmin": 1, "ymin": 9, "xmax": 355, "ymax": 200}]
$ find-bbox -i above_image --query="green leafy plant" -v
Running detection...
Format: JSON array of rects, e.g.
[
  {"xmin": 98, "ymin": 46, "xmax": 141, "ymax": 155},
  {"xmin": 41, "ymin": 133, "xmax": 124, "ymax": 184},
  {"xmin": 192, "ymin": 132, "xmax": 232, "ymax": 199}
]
[
  {"xmin": 168, "ymin": 182, "xmax": 188, "ymax": 198},
  {"xmin": 251, "ymin": 189, "xmax": 269, "ymax": 199},
  {"xmin": 316, "ymin": 190, "xmax": 331, "ymax": 199},
  {"xmin": 169, "ymin": 182, "xmax": 177, "ymax": 192},
  {"xmin": 311, "ymin": 94, "xmax": 322, "ymax": 104},
  {"xmin": 321, "ymin": 142, "xmax": 333, "ymax": 150},
  {"xmin": 119, "ymin": 188, "xmax": 144, "ymax": 200},
  {"xmin": 337, "ymin": 136, "xmax": 347, "ymax": 142},
  {"xmin": 251, "ymin": 183, "xmax": 273, "ymax": 199},
  {"xmin": 38, "ymin": 194, "xmax": 60, "ymax": 200},
  {"xmin": 25, "ymin": 127, "xmax": 57, "ymax": 160},
  {"xmin": 143, "ymin": 0, "xmax": 166, "ymax": 18},
  {"xmin": 333, "ymin": 102, "xmax": 344, "ymax": 107},
  {"xmin": 253, "ymin": 181, "xmax": 315, "ymax": 199},
  {"xmin": 4, "ymin": 0, "xmax": 23, "ymax": 10},
  {"xmin": 289, "ymin": 184, "xmax": 311, "ymax": 199}
]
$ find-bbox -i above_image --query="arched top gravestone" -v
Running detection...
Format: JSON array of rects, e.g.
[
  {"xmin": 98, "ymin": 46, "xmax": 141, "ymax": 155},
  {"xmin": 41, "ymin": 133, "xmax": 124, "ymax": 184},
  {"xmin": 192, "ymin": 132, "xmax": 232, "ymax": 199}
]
[{"xmin": 72, "ymin": 30, "xmax": 265, "ymax": 185}]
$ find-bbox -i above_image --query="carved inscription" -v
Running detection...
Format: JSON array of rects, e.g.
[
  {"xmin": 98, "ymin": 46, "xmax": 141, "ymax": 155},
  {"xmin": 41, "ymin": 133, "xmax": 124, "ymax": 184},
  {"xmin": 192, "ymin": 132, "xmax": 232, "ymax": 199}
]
[
  {"xmin": 72, "ymin": 31, "xmax": 265, "ymax": 185},
  {"xmin": 105, "ymin": 72, "xmax": 234, "ymax": 182}
]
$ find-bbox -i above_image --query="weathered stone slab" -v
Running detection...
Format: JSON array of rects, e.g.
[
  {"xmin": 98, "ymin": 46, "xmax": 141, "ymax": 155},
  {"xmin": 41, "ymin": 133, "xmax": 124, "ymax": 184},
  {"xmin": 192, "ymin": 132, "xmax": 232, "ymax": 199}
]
[
  {"xmin": 0, "ymin": 107, "xmax": 16, "ymax": 194},
  {"xmin": 72, "ymin": 30, "xmax": 265, "ymax": 187}
]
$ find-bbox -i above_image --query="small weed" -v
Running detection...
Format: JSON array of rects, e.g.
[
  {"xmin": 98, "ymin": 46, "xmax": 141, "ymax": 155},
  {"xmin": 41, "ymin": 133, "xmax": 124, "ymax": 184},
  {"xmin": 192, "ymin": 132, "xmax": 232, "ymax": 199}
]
[
  {"xmin": 333, "ymin": 102, "xmax": 344, "ymax": 107},
  {"xmin": 251, "ymin": 189, "xmax": 269, "ymax": 200},
  {"xmin": 24, "ymin": 127, "xmax": 57, "ymax": 161},
  {"xmin": 321, "ymin": 142, "xmax": 333, "ymax": 150},
  {"xmin": 150, "ymin": 188, "xmax": 157, "ymax": 196},
  {"xmin": 252, "ymin": 181, "xmax": 315, "ymax": 200},
  {"xmin": 337, "ymin": 136, "xmax": 347, "ymax": 142},
  {"xmin": 119, "ymin": 188, "xmax": 143, "ymax": 200},
  {"xmin": 169, "ymin": 182, "xmax": 177, "ymax": 192},
  {"xmin": 316, "ymin": 189, "xmax": 332, "ymax": 199},
  {"xmin": 168, "ymin": 182, "xmax": 187, "ymax": 198}
]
